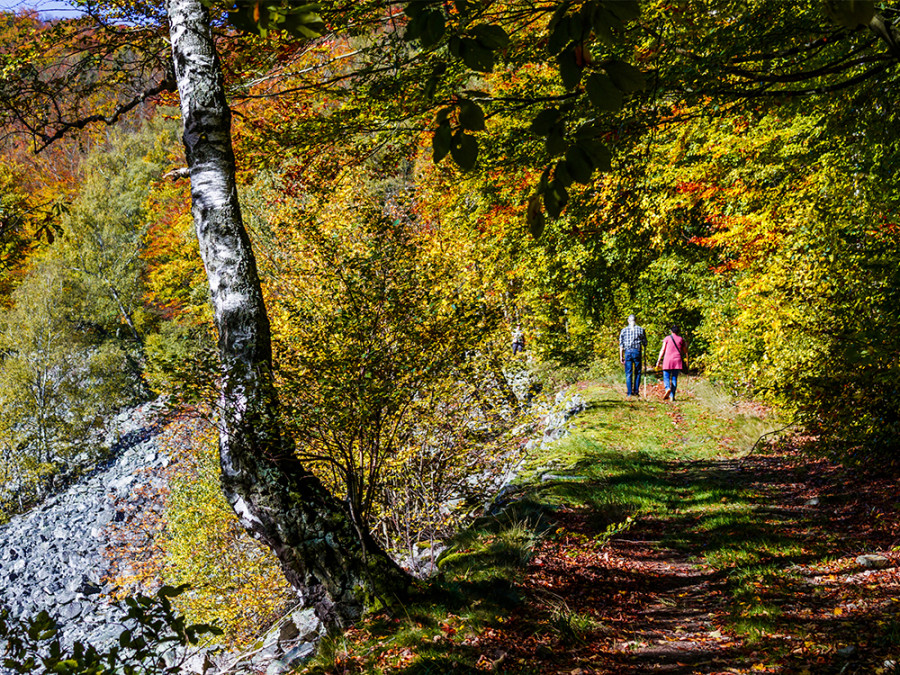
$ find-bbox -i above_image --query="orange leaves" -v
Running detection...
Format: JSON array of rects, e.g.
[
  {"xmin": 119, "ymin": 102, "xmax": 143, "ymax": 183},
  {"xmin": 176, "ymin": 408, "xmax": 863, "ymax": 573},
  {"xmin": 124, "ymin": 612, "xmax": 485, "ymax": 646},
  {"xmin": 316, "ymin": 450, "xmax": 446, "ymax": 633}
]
[
  {"xmin": 142, "ymin": 178, "xmax": 204, "ymax": 320},
  {"xmin": 674, "ymin": 179, "xmax": 721, "ymax": 202}
]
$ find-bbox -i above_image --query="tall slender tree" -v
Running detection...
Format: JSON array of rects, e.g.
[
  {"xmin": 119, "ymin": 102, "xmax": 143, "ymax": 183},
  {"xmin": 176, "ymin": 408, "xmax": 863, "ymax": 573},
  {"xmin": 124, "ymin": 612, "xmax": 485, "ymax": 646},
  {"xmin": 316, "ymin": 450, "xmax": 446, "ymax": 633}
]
[{"xmin": 162, "ymin": 0, "xmax": 409, "ymax": 626}]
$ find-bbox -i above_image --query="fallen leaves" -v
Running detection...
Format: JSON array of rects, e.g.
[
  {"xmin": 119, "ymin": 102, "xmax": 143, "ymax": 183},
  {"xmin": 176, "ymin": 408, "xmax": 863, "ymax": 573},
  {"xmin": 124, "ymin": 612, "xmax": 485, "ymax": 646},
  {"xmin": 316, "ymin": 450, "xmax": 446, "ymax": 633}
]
[{"xmin": 300, "ymin": 389, "xmax": 900, "ymax": 674}]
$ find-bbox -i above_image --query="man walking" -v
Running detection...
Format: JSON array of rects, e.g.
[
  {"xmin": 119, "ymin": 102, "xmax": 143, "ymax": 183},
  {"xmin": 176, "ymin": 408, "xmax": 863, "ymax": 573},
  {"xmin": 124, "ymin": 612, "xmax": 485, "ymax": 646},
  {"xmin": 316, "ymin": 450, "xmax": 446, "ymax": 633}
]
[
  {"xmin": 512, "ymin": 324, "xmax": 525, "ymax": 355},
  {"xmin": 619, "ymin": 314, "xmax": 647, "ymax": 398}
]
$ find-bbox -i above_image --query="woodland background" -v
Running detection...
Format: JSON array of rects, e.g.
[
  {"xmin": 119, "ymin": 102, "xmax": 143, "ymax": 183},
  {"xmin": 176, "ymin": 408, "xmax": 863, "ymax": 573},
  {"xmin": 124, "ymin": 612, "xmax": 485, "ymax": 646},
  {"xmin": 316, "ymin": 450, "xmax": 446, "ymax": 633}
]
[{"xmin": 0, "ymin": 0, "xmax": 898, "ymax": 653}]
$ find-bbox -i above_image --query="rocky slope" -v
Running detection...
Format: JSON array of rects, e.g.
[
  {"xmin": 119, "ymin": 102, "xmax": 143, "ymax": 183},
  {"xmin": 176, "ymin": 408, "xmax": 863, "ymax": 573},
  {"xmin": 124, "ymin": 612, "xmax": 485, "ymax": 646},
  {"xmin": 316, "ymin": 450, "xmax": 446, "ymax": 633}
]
[
  {"xmin": 0, "ymin": 384, "xmax": 586, "ymax": 673},
  {"xmin": 0, "ymin": 400, "xmax": 168, "ymax": 648}
]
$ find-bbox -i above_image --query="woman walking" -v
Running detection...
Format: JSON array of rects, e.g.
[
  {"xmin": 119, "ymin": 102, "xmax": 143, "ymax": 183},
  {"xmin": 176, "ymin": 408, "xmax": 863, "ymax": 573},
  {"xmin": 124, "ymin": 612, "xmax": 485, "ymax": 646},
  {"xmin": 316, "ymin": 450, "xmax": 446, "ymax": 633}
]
[{"xmin": 655, "ymin": 324, "xmax": 688, "ymax": 401}]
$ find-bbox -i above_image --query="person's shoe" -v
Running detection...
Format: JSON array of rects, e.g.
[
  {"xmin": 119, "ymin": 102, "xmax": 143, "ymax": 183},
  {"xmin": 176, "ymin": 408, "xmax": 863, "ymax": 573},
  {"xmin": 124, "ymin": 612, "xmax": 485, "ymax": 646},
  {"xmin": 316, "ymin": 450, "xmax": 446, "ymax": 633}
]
[{"xmin": 663, "ymin": 388, "xmax": 671, "ymax": 400}]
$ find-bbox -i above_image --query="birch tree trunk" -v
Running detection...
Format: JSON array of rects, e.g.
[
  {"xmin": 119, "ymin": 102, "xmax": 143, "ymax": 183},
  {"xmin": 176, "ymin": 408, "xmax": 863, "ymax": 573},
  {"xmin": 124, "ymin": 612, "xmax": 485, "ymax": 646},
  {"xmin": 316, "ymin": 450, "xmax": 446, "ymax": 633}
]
[{"xmin": 163, "ymin": 0, "xmax": 409, "ymax": 627}]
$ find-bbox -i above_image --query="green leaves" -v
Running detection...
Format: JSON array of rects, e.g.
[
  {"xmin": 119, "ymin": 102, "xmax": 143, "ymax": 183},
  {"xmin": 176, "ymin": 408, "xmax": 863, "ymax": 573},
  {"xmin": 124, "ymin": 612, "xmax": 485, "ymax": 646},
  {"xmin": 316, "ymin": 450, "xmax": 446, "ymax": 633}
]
[
  {"xmin": 516, "ymin": 0, "xmax": 643, "ymax": 233},
  {"xmin": 450, "ymin": 130, "xmax": 478, "ymax": 170},
  {"xmin": 405, "ymin": 0, "xmax": 509, "ymax": 74},
  {"xmin": 556, "ymin": 47, "xmax": 583, "ymax": 90},
  {"xmin": 531, "ymin": 134, "xmax": 612, "ymax": 227},
  {"xmin": 603, "ymin": 59, "xmax": 647, "ymax": 93},
  {"xmin": 404, "ymin": 4, "xmax": 446, "ymax": 48},
  {"xmin": 548, "ymin": 0, "xmax": 640, "ymax": 56},
  {"xmin": 446, "ymin": 24, "xmax": 510, "ymax": 72},
  {"xmin": 0, "ymin": 587, "xmax": 221, "ymax": 674},
  {"xmin": 526, "ymin": 194, "xmax": 546, "ymax": 238},
  {"xmin": 432, "ymin": 99, "xmax": 484, "ymax": 170},
  {"xmin": 459, "ymin": 100, "xmax": 485, "ymax": 131},
  {"xmin": 530, "ymin": 107, "xmax": 561, "ymax": 136},
  {"xmin": 585, "ymin": 73, "xmax": 623, "ymax": 111},
  {"xmin": 449, "ymin": 35, "xmax": 492, "ymax": 72},
  {"xmin": 433, "ymin": 118, "xmax": 453, "ymax": 163},
  {"xmin": 606, "ymin": 0, "xmax": 640, "ymax": 22},
  {"xmin": 578, "ymin": 138, "xmax": 612, "ymax": 172},
  {"xmin": 564, "ymin": 145, "xmax": 593, "ymax": 184},
  {"xmin": 472, "ymin": 24, "xmax": 510, "ymax": 50},
  {"xmin": 823, "ymin": 0, "xmax": 875, "ymax": 28},
  {"xmin": 223, "ymin": 2, "xmax": 325, "ymax": 38},
  {"xmin": 543, "ymin": 181, "xmax": 569, "ymax": 219}
]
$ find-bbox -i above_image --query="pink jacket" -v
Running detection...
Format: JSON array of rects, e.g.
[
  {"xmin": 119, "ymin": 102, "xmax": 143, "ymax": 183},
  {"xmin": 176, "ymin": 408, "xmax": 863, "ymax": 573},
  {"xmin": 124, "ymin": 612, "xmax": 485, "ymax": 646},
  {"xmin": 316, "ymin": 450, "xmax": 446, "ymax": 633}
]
[{"xmin": 660, "ymin": 334, "xmax": 686, "ymax": 370}]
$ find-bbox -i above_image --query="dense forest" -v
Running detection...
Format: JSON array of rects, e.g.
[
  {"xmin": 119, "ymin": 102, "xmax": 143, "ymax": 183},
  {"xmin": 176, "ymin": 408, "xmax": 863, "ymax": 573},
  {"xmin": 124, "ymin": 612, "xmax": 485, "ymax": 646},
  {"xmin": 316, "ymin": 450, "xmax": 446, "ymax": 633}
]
[{"xmin": 0, "ymin": 0, "xmax": 899, "ymax": 671}]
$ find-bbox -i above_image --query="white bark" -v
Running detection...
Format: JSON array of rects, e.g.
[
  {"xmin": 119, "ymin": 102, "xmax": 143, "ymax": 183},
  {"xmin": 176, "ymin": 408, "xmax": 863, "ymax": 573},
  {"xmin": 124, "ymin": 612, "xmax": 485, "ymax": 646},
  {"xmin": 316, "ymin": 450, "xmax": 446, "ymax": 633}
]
[{"xmin": 163, "ymin": 0, "xmax": 409, "ymax": 627}]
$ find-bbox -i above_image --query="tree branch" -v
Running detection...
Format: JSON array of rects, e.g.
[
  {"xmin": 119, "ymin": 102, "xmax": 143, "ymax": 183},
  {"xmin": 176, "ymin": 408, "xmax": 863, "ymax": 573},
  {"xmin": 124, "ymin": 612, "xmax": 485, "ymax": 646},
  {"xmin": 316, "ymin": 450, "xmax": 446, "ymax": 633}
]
[{"xmin": 34, "ymin": 77, "xmax": 176, "ymax": 153}]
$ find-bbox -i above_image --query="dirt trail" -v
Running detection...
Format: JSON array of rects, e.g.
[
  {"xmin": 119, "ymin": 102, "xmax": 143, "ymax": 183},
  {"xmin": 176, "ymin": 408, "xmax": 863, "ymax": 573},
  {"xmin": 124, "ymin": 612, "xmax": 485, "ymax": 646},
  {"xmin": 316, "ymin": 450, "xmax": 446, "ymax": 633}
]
[
  {"xmin": 509, "ymin": 504, "xmax": 750, "ymax": 675},
  {"xmin": 600, "ymin": 538, "xmax": 737, "ymax": 673},
  {"xmin": 490, "ymin": 444, "xmax": 900, "ymax": 675}
]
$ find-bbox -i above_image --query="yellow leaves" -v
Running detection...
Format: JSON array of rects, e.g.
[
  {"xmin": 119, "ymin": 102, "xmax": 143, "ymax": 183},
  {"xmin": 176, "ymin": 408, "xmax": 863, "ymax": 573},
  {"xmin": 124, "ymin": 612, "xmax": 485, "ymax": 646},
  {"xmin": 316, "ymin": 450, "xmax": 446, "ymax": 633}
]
[{"xmin": 159, "ymin": 415, "xmax": 293, "ymax": 647}]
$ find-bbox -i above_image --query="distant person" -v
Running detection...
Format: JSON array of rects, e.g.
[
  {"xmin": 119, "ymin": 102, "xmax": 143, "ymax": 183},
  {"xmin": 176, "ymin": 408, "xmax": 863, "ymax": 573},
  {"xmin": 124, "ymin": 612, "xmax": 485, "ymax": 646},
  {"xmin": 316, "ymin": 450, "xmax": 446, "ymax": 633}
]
[
  {"xmin": 655, "ymin": 324, "xmax": 688, "ymax": 401},
  {"xmin": 619, "ymin": 314, "xmax": 647, "ymax": 397},
  {"xmin": 512, "ymin": 324, "xmax": 525, "ymax": 355}
]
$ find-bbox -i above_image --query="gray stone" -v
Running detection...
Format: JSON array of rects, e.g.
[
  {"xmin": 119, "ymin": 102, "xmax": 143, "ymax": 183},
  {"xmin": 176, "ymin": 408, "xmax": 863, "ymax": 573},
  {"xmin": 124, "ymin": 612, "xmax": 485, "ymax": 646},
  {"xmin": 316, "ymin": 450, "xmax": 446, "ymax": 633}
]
[
  {"xmin": 266, "ymin": 642, "xmax": 316, "ymax": 674},
  {"xmin": 55, "ymin": 590, "xmax": 77, "ymax": 605},
  {"xmin": 540, "ymin": 474, "xmax": 582, "ymax": 483},
  {"xmin": 289, "ymin": 608, "xmax": 322, "ymax": 643},
  {"xmin": 57, "ymin": 601, "xmax": 83, "ymax": 621},
  {"xmin": 88, "ymin": 622, "xmax": 126, "ymax": 645},
  {"xmin": 251, "ymin": 642, "xmax": 281, "ymax": 665},
  {"xmin": 78, "ymin": 578, "xmax": 103, "ymax": 595},
  {"xmin": 856, "ymin": 554, "xmax": 890, "ymax": 569},
  {"xmin": 284, "ymin": 641, "xmax": 316, "ymax": 663},
  {"xmin": 95, "ymin": 509, "xmax": 115, "ymax": 527},
  {"xmin": 277, "ymin": 618, "xmax": 299, "ymax": 647},
  {"xmin": 0, "ymin": 400, "xmax": 172, "ymax": 655},
  {"xmin": 181, "ymin": 650, "xmax": 214, "ymax": 674}
]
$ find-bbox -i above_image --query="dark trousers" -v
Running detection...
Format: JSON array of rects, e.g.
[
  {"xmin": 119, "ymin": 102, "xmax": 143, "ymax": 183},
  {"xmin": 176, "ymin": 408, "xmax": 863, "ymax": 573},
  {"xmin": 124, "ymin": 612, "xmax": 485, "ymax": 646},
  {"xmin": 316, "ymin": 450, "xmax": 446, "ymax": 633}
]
[{"xmin": 624, "ymin": 349, "xmax": 642, "ymax": 396}]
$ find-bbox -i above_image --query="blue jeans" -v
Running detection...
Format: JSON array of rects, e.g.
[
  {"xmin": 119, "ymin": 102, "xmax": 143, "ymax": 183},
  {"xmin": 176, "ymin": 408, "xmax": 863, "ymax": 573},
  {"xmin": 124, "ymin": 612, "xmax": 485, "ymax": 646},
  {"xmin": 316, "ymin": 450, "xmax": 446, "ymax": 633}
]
[
  {"xmin": 663, "ymin": 369, "xmax": 680, "ymax": 399},
  {"xmin": 624, "ymin": 349, "xmax": 642, "ymax": 396}
]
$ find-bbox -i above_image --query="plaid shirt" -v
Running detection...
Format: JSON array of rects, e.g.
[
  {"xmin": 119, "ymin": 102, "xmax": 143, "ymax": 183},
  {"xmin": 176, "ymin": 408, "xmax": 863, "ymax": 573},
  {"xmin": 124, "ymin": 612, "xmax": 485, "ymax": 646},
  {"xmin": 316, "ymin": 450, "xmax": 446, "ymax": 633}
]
[{"xmin": 619, "ymin": 324, "xmax": 647, "ymax": 351}]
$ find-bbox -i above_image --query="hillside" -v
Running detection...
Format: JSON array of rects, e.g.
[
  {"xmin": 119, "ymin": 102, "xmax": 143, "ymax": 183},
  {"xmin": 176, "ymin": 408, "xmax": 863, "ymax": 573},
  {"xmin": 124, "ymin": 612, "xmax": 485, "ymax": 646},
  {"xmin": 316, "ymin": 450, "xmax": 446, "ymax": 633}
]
[{"xmin": 1, "ymin": 374, "xmax": 898, "ymax": 674}]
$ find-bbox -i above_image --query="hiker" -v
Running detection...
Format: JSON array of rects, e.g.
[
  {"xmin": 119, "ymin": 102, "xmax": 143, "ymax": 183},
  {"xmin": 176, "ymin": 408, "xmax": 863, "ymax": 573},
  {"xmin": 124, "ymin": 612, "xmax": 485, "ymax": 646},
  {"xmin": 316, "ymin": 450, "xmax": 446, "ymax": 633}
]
[
  {"xmin": 655, "ymin": 323, "xmax": 688, "ymax": 401},
  {"xmin": 618, "ymin": 314, "xmax": 647, "ymax": 397},
  {"xmin": 512, "ymin": 324, "xmax": 525, "ymax": 355}
]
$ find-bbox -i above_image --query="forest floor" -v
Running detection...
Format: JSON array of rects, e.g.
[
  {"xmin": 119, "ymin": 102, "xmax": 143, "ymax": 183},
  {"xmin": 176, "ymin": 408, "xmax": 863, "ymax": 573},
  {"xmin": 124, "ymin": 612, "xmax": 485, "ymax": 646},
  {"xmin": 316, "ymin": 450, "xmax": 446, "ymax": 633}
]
[{"xmin": 298, "ymin": 376, "xmax": 900, "ymax": 675}]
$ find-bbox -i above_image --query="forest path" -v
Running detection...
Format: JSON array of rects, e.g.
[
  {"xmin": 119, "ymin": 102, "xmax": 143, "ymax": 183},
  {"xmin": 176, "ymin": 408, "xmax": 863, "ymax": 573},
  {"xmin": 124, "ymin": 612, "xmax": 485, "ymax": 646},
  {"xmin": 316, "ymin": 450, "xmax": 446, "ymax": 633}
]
[
  {"xmin": 301, "ymin": 378, "xmax": 900, "ymax": 675},
  {"xmin": 504, "ymin": 381, "xmax": 900, "ymax": 674}
]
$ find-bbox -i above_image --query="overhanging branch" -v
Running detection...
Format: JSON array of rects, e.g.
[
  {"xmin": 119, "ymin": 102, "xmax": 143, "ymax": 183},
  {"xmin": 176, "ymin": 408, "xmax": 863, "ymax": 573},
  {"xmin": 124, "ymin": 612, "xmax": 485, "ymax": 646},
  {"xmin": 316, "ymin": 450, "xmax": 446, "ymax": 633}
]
[{"xmin": 34, "ymin": 76, "xmax": 176, "ymax": 153}]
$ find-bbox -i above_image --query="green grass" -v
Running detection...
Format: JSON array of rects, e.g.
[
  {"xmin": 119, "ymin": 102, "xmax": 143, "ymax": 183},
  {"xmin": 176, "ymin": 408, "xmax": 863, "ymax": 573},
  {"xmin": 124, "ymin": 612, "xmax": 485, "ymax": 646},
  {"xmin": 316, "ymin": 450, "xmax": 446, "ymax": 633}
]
[{"xmin": 537, "ymin": 377, "xmax": 829, "ymax": 644}]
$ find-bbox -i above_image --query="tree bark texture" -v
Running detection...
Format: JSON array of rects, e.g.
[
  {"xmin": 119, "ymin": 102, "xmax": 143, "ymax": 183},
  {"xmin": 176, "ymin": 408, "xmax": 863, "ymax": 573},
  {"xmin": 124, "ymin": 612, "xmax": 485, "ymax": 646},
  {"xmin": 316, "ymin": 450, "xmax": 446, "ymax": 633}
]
[{"xmin": 163, "ymin": 0, "xmax": 409, "ymax": 627}]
